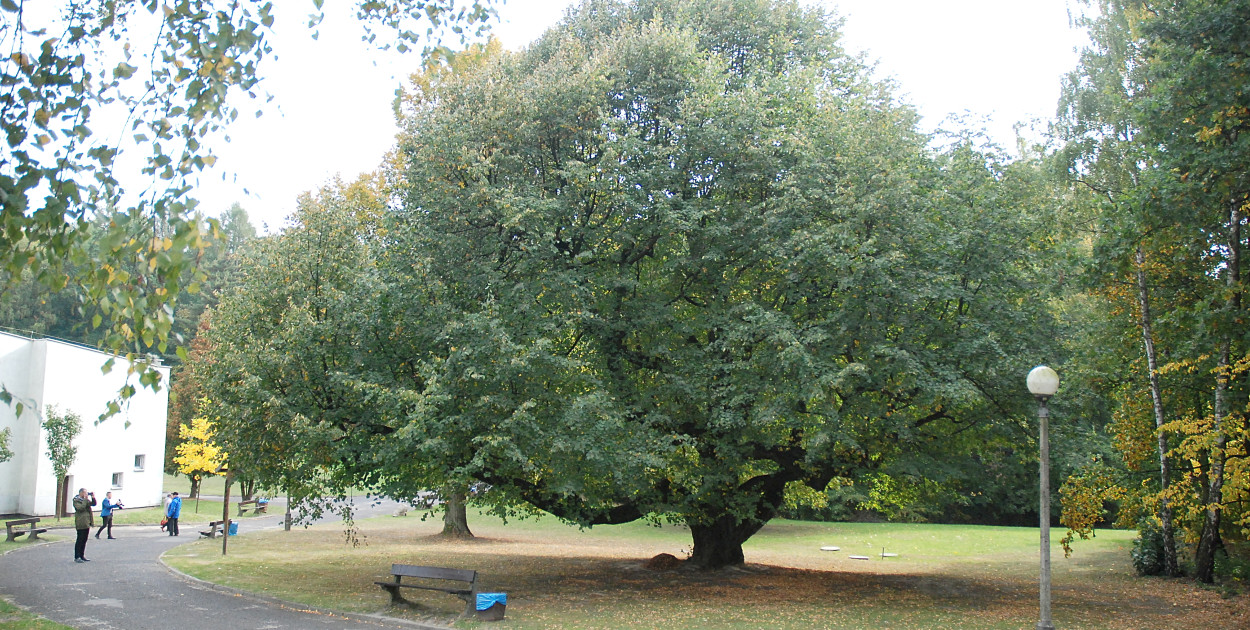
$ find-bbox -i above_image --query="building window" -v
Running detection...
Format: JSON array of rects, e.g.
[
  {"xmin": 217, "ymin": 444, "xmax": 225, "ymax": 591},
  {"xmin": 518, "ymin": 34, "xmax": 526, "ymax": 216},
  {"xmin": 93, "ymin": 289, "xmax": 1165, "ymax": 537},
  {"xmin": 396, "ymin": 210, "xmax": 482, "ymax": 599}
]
[
  {"xmin": 111, "ymin": 472, "xmax": 123, "ymax": 488},
  {"xmin": 134, "ymin": 454, "xmax": 146, "ymax": 471}
]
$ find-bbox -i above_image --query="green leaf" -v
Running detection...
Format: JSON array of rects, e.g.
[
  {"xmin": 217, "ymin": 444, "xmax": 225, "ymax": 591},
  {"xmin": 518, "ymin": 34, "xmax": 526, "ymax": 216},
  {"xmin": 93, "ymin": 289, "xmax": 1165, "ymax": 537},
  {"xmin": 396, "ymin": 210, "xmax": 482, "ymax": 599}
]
[{"xmin": 113, "ymin": 62, "xmax": 138, "ymax": 79}]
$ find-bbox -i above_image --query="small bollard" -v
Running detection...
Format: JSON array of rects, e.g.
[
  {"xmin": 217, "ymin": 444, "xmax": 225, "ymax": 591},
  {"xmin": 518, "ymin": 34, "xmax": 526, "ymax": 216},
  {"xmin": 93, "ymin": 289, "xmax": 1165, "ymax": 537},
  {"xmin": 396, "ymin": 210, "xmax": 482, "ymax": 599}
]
[{"xmin": 475, "ymin": 593, "xmax": 506, "ymax": 621}]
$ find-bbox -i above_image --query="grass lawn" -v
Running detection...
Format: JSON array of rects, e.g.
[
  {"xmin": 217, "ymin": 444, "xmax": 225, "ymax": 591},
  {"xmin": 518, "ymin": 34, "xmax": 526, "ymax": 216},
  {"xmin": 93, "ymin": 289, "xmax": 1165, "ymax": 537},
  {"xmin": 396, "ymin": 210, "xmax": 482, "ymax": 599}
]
[
  {"xmin": 0, "ymin": 538, "xmax": 62, "ymax": 555},
  {"xmin": 163, "ymin": 511, "xmax": 1250, "ymax": 629},
  {"xmin": 14, "ymin": 504, "xmax": 230, "ymax": 530},
  {"xmin": 0, "ymin": 597, "xmax": 70, "ymax": 630},
  {"xmin": 163, "ymin": 472, "xmax": 228, "ymax": 497},
  {"xmin": 106, "ymin": 499, "xmax": 227, "ymax": 527},
  {"xmin": 56, "ymin": 472, "xmax": 272, "ymax": 527}
]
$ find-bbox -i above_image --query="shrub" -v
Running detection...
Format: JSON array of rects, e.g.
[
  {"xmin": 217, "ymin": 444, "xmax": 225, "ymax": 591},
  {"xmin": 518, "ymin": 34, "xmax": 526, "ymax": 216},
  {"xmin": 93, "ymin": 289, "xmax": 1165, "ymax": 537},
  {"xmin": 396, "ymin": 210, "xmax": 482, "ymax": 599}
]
[{"xmin": 1131, "ymin": 520, "xmax": 1168, "ymax": 576}]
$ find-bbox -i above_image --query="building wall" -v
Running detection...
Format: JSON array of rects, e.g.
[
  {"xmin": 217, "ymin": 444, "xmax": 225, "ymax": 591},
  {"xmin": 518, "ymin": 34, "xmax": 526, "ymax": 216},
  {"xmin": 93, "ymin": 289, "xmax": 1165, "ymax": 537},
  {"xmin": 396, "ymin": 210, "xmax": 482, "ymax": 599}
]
[
  {"xmin": 0, "ymin": 333, "xmax": 44, "ymax": 515},
  {"xmin": 0, "ymin": 332, "xmax": 169, "ymax": 516}
]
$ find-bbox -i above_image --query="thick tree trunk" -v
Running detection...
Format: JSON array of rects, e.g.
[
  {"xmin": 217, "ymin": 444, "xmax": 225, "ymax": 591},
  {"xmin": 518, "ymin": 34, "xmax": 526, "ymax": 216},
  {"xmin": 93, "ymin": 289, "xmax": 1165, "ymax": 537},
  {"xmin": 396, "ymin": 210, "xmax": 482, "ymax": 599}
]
[
  {"xmin": 440, "ymin": 490, "xmax": 473, "ymax": 538},
  {"xmin": 189, "ymin": 476, "xmax": 201, "ymax": 499},
  {"xmin": 687, "ymin": 515, "xmax": 769, "ymax": 569},
  {"xmin": 1135, "ymin": 247, "xmax": 1179, "ymax": 577}
]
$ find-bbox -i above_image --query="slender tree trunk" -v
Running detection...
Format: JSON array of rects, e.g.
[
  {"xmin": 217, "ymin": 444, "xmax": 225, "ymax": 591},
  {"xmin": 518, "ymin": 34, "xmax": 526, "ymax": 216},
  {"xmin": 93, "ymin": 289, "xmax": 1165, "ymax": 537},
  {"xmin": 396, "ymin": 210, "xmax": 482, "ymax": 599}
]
[
  {"xmin": 55, "ymin": 476, "xmax": 66, "ymax": 520},
  {"xmin": 1195, "ymin": 203, "xmax": 1241, "ymax": 584},
  {"xmin": 189, "ymin": 476, "xmax": 201, "ymax": 499},
  {"xmin": 1195, "ymin": 341, "xmax": 1230, "ymax": 584},
  {"xmin": 1135, "ymin": 247, "xmax": 1179, "ymax": 577},
  {"xmin": 221, "ymin": 469, "xmax": 233, "ymax": 556},
  {"xmin": 284, "ymin": 487, "xmax": 292, "ymax": 532},
  {"xmin": 440, "ymin": 489, "xmax": 473, "ymax": 538}
]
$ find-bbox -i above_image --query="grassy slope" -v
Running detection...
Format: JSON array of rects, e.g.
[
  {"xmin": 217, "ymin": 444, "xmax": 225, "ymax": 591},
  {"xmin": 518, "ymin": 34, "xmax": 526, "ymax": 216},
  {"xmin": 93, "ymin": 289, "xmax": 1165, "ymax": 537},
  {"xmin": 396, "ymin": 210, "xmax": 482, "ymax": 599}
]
[{"xmin": 164, "ymin": 511, "xmax": 1250, "ymax": 629}]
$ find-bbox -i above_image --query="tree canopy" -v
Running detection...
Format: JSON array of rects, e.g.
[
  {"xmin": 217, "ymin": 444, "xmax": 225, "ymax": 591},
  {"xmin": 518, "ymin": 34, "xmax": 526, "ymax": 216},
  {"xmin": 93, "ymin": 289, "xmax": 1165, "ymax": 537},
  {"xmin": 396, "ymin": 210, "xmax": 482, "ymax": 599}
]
[
  {"xmin": 174, "ymin": 404, "xmax": 226, "ymax": 498},
  {"xmin": 202, "ymin": 0, "xmax": 1065, "ymax": 569},
  {"xmin": 204, "ymin": 175, "xmax": 388, "ymax": 521},
  {"xmin": 387, "ymin": 0, "xmax": 1064, "ymax": 568},
  {"xmin": 43, "ymin": 405, "xmax": 82, "ymax": 518}
]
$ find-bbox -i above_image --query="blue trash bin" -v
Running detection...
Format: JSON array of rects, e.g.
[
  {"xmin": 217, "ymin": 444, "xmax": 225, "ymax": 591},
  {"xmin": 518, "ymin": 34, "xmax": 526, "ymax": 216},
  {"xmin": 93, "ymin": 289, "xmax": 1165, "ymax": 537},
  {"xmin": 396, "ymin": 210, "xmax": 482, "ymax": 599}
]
[
  {"xmin": 228, "ymin": 522, "xmax": 238, "ymax": 536},
  {"xmin": 475, "ymin": 593, "xmax": 506, "ymax": 621}
]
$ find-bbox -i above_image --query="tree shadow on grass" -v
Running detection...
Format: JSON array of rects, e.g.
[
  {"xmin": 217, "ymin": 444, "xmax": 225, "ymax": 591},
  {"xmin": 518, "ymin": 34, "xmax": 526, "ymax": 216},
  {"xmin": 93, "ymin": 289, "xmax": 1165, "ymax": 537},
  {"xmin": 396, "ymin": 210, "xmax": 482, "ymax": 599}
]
[
  {"xmin": 354, "ymin": 525, "xmax": 1246, "ymax": 628},
  {"xmin": 428, "ymin": 553, "xmax": 1250, "ymax": 629}
]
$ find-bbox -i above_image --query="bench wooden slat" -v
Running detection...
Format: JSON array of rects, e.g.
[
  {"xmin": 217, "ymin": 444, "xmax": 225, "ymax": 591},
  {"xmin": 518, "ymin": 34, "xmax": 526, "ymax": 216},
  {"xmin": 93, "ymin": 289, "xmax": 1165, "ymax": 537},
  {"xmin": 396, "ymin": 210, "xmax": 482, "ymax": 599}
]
[
  {"xmin": 375, "ymin": 582, "xmax": 474, "ymax": 595},
  {"xmin": 390, "ymin": 564, "xmax": 476, "ymax": 582}
]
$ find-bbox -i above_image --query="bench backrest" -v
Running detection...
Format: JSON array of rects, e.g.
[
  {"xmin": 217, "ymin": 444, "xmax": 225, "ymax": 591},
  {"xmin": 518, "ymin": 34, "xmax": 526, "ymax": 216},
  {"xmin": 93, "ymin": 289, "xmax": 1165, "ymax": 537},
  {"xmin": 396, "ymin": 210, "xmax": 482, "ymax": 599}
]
[
  {"xmin": 238, "ymin": 500, "xmax": 256, "ymax": 505},
  {"xmin": 391, "ymin": 564, "xmax": 476, "ymax": 584},
  {"xmin": 5, "ymin": 518, "xmax": 38, "ymax": 527}
]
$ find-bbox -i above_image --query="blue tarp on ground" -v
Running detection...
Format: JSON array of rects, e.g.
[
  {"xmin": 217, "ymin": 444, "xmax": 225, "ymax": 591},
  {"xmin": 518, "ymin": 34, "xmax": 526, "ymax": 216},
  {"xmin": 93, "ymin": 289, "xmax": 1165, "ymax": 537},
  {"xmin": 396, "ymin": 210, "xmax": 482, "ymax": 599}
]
[{"xmin": 476, "ymin": 593, "xmax": 506, "ymax": 610}]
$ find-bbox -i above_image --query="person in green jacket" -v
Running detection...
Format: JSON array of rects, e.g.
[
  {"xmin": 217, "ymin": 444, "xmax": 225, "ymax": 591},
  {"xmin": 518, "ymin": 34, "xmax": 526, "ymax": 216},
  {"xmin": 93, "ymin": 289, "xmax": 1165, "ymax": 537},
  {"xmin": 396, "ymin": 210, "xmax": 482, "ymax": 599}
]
[{"xmin": 72, "ymin": 488, "xmax": 96, "ymax": 563}]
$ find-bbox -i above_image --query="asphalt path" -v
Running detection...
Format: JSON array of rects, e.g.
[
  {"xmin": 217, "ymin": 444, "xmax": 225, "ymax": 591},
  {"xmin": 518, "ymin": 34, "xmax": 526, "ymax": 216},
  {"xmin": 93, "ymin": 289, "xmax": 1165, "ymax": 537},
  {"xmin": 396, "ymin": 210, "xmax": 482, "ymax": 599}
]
[{"xmin": 0, "ymin": 498, "xmax": 442, "ymax": 630}]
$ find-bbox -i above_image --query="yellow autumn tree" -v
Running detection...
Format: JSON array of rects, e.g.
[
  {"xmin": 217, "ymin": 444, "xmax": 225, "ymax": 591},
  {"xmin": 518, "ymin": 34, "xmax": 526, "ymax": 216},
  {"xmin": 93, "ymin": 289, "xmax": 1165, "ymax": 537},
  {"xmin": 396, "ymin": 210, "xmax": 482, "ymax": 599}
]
[{"xmin": 174, "ymin": 400, "xmax": 226, "ymax": 499}]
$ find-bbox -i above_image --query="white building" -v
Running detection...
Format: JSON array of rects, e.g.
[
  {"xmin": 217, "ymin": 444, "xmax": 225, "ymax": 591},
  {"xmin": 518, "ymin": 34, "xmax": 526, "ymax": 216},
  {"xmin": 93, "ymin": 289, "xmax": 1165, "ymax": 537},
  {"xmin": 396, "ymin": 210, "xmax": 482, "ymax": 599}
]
[{"xmin": 0, "ymin": 331, "xmax": 168, "ymax": 516}]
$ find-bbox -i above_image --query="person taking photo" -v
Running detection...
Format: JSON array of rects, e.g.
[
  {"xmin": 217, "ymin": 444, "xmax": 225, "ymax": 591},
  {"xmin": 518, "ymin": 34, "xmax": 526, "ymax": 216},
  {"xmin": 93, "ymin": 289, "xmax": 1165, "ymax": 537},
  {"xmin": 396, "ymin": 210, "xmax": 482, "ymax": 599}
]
[
  {"xmin": 95, "ymin": 492, "xmax": 123, "ymax": 539},
  {"xmin": 72, "ymin": 489, "xmax": 96, "ymax": 563}
]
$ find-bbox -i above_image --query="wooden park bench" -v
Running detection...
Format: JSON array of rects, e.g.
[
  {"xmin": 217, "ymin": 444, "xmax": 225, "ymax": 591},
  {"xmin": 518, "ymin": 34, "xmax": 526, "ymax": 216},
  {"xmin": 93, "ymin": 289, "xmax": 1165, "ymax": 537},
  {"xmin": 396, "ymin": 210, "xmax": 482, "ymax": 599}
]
[
  {"xmin": 236, "ymin": 499, "xmax": 268, "ymax": 516},
  {"xmin": 374, "ymin": 564, "xmax": 478, "ymax": 615},
  {"xmin": 199, "ymin": 520, "xmax": 224, "ymax": 539},
  {"xmin": 5, "ymin": 517, "xmax": 47, "ymax": 542}
]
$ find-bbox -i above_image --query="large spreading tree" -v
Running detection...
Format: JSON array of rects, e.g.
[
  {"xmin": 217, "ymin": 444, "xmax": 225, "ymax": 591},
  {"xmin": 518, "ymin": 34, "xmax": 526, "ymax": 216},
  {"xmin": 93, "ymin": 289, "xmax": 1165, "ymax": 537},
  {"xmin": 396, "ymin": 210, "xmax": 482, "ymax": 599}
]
[
  {"xmin": 365, "ymin": 0, "xmax": 1061, "ymax": 568},
  {"xmin": 203, "ymin": 0, "xmax": 1064, "ymax": 567}
]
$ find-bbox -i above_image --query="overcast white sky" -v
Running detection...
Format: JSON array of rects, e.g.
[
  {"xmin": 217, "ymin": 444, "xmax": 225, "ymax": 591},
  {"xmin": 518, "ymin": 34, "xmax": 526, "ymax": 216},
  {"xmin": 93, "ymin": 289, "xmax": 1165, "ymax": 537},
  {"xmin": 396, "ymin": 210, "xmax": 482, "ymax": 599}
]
[{"xmin": 192, "ymin": 0, "xmax": 1088, "ymax": 232}]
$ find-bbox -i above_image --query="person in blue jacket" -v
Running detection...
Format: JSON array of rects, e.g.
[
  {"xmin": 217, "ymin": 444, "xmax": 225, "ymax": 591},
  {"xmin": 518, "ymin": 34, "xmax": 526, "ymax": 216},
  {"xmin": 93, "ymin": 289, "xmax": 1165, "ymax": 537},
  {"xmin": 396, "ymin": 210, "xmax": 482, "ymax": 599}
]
[
  {"xmin": 94, "ymin": 491, "xmax": 123, "ymax": 539},
  {"xmin": 165, "ymin": 491, "xmax": 182, "ymax": 536}
]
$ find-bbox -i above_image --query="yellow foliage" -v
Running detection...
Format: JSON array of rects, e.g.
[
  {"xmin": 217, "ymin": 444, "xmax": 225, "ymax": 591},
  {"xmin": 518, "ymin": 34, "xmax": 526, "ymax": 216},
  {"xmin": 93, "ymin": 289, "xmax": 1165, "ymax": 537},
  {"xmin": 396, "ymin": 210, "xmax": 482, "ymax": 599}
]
[
  {"xmin": 1059, "ymin": 460, "xmax": 1128, "ymax": 557},
  {"xmin": 174, "ymin": 403, "xmax": 227, "ymax": 480},
  {"xmin": 1108, "ymin": 383, "xmax": 1156, "ymax": 472}
]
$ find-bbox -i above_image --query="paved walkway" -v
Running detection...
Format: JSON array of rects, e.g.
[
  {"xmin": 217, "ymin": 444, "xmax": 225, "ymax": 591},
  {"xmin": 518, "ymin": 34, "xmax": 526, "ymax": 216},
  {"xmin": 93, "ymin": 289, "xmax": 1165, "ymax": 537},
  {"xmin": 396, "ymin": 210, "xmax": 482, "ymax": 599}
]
[{"xmin": 0, "ymin": 499, "xmax": 441, "ymax": 630}]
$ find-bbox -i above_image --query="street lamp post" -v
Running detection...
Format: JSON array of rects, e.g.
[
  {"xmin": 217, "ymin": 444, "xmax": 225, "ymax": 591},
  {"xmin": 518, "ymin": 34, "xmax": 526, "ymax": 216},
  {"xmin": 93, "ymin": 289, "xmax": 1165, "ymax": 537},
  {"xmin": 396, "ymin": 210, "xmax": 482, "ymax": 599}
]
[{"xmin": 1028, "ymin": 365, "xmax": 1060, "ymax": 630}]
